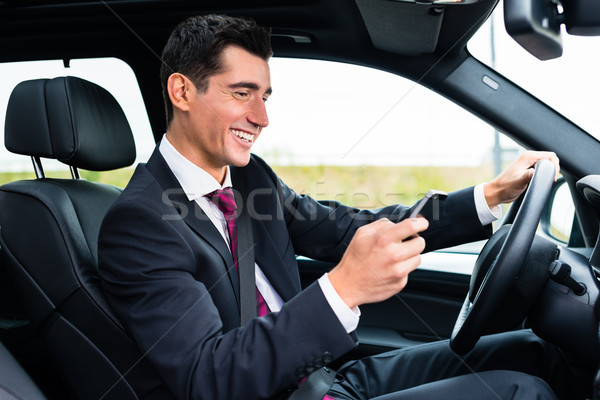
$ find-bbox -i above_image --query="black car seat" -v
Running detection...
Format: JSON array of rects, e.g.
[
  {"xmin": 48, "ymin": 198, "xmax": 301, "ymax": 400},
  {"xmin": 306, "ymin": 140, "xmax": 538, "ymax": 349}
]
[
  {"xmin": 0, "ymin": 77, "xmax": 173, "ymax": 400},
  {"xmin": 0, "ymin": 340, "xmax": 47, "ymax": 400}
]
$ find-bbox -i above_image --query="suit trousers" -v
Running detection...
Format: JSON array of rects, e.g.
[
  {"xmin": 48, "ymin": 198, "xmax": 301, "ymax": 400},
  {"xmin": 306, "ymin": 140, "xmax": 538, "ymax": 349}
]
[{"xmin": 327, "ymin": 330, "xmax": 591, "ymax": 400}]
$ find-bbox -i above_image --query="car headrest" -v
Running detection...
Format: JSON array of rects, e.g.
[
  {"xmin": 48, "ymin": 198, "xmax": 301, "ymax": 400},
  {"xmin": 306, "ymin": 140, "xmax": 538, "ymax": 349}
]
[{"xmin": 4, "ymin": 76, "xmax": 136, "ymax": 171}]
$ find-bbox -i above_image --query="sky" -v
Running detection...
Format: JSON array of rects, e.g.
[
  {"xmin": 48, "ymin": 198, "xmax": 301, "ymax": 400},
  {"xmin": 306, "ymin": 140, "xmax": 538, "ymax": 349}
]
[{"xmin": 1, "ymin": 7, "xmax": 599, "ymax": 171}]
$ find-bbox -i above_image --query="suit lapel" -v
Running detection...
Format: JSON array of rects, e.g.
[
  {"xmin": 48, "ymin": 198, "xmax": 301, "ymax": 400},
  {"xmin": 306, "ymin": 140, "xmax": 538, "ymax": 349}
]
[
  {"xmin": 253, "ymin": 221, "xmax": 301, "ymax": 301},
  {"xmin": 145, "ymin": 148, "xmax": 241, "ymax": 304}
]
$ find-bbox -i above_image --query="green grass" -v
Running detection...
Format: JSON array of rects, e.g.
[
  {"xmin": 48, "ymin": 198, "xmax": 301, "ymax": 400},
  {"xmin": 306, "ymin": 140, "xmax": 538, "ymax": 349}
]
[
  {"xmin": 0, "ymin": 164, "xmax": 495, "ymax": 209},
  {"xmin": 270, "ymin": 164, "xmax": 495, "ymax": 208},
  {"xmin": 0, "ymin": 168, "xmax": 136, "ymax": 188}
]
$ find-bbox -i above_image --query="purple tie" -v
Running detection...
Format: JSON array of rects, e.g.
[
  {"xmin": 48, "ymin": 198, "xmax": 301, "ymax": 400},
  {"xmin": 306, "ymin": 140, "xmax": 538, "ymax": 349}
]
[{"xmin": 206, "ymin": 188, "xmax": 269, "ymax": 317}]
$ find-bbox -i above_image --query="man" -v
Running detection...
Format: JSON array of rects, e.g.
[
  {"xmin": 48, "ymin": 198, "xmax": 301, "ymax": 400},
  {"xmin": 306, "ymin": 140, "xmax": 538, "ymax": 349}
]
[{"xmin": 99, "ymin": 14, "xmax": 574, "ymax": 400}]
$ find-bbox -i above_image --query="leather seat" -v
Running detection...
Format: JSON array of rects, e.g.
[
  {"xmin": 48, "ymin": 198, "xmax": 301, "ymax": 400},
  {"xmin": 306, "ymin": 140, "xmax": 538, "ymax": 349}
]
[
  {"xmin": 0, "ymin": 340, "xmax": 47, "ymax": 400},
  {"xmin": 0, "ymin": 77, "xmax": 173, "ymax": 399}
]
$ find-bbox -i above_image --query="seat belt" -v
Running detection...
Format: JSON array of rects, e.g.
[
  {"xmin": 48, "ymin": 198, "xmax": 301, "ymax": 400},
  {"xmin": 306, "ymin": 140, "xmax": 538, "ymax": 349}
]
[
  {"xmin": 232, "ymin": 172, "xmax": 257, "ymax": 326},
  {"xmin": 236, "ymin": 203, "xmax": 257, "ymax": 325},
  {"xmin": 288, "ymin": 367, "xmax": 336, "ymax": 400}
]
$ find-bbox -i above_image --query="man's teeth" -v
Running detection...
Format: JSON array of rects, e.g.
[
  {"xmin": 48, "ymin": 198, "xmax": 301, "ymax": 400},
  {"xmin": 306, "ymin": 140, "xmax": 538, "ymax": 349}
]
[{"xmin": 231, "ymin": 129, "xmax": 253, "ymax": 143}]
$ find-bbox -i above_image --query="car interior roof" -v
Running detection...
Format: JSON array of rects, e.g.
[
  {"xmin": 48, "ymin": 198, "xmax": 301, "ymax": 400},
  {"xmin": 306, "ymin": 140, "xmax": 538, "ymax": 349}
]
[
  {"xmin": 0, "ymin": 0, "xmax": 496, "ymax": 65},
  {"xmin": 0, "ymin": 0, "xmax": 497, "ymax": 137}
]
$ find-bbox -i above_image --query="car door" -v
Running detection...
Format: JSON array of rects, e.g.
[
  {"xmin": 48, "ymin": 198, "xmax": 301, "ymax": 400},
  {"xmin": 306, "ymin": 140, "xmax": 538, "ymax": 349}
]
[{"xmin": 297, "ymin": 250, "xmax": 476, "ymax": 358}]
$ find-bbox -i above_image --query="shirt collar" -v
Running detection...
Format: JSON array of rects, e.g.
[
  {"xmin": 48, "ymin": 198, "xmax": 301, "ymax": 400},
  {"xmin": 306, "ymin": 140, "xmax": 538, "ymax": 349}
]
[{"xmin": 158, "ymin": 134, "xmax": 232, "ymax": 201}]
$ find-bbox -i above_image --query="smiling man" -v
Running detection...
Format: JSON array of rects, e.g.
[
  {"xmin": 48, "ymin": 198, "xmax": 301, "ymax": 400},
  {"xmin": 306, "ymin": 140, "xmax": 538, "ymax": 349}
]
[
  {"xmin": 98, "ymin": 14, "xmax": 578, "ymax": 400},
  {"xmin": 164, "ymin": 44, "xmax": 271, "ymax": 183}
]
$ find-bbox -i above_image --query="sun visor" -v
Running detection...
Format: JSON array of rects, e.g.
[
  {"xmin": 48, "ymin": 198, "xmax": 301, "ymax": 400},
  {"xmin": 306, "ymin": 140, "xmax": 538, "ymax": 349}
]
[{"xmin": 355, "ymin": 0, "xmax": 445, "ymax": 54}]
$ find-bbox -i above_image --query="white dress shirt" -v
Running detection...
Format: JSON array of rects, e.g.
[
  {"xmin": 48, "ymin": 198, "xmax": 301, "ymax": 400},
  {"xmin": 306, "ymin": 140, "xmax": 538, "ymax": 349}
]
[{"xmin": 158, "ymin": 135, "xmax": 499, "ymax": 334}]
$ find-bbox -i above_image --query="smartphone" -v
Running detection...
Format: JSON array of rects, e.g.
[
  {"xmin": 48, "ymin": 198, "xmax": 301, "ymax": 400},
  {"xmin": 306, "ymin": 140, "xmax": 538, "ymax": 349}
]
[{"xmin": 409, "ymin": 189, "xmax": 448, "ymax": 219}]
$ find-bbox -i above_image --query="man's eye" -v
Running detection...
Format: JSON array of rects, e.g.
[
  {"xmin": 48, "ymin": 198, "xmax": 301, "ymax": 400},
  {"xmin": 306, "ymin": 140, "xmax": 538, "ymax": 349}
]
[{"xmin": 234, "ymin": 91, "xmax": 249, "ymax": 99}]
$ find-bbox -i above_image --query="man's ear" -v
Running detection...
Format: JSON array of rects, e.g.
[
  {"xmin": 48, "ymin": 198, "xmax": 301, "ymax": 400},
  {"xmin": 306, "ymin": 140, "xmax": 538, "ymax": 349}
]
[{"xmin": 167, "ymin": 73, "xmax": 193, "ymax": 113}]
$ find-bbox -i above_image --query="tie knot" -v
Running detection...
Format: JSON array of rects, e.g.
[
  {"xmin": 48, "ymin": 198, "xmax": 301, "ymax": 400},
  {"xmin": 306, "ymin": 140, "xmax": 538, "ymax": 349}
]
[{"xmin": 206, "ymin": 188, "xmax": 237, "ymax": 216}]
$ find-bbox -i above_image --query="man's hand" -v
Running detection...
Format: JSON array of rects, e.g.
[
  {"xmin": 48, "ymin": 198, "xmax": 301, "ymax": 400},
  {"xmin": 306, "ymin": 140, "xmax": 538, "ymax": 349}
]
[
  {"xmin": 484, "ymin": 151, "xmax": 560, "ymax": 209},
  {"xmin": 328, "ymin": 217, "xmax": 429, "ymax": 309}
]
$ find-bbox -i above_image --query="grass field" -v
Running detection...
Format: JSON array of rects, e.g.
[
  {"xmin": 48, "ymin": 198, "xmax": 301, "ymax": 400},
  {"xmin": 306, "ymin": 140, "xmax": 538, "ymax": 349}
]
[
  {"xmin": 0, "ymin": 163, "xmax": 495, "ymax": 209},
  {"xmin": 0, "ymin": 168, "xmax": 137, "ymax": 187},
  {"xmin": 270, "ymin": 164, "xmax": 495, "ymax": 208}
]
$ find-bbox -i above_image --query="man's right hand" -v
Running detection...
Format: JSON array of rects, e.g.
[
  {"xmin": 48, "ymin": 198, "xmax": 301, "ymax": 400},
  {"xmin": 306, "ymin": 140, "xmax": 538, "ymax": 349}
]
[{"xmin": 328, "ymin": 217, "xmax": 428, "ymax": 309}]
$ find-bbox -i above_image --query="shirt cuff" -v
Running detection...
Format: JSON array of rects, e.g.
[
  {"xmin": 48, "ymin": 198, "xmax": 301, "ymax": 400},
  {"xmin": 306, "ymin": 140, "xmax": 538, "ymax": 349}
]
[
  {"xmin": 318, "ymin": 273, "xmax": 360, "ymax": 333},
  {"xmin": 474, "ymin": 183, "xmax": 502, "ymax": 226}
]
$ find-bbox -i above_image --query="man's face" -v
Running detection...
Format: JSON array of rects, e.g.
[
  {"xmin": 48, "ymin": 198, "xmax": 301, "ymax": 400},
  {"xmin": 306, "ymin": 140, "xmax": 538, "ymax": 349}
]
[{"xmin": 181, "ymin": 45, "xmax": 271, "ymax": 181}]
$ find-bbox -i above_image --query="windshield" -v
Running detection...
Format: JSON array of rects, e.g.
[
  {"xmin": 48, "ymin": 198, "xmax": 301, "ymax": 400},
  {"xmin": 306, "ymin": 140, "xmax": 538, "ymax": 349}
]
[{"xmin": 469, "ymin": 2, "xmax": 600, "ymax": 140}]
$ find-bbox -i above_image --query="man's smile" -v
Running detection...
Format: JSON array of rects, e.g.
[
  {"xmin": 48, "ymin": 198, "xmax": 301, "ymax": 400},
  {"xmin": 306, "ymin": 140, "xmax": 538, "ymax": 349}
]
[{"xmin": 231, "ymin": 128, "xmax": 255, "ymax": 144}]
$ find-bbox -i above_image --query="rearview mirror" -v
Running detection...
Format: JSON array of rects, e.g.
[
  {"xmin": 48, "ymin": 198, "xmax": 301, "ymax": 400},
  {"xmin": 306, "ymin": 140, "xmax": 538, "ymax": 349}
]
[
  {"xmin": 504, "ymin": 0, "xmax": 563, "ymax": 60},
  {"xmin": 562, "ymin": 0, "xmax": 600, "ymax": 35},
  {"xmin": 504, "ymin": 0, "xmax": 600, "ymax": 60}
]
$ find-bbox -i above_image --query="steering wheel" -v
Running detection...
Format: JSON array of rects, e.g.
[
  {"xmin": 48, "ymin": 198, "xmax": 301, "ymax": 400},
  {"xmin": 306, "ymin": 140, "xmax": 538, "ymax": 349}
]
[{"xmin": 449, "ymin": 159, "xmax": 556, "ymax": 354}]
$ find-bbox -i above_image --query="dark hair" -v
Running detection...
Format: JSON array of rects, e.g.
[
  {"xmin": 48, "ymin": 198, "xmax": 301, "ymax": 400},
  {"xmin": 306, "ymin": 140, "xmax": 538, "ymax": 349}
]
[{"xmin": 160, "ymin": 14, "xmax": 272, "ymax": 127}]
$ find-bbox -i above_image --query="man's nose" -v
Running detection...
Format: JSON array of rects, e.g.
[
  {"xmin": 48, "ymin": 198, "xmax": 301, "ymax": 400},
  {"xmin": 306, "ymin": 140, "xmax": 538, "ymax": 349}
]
[{"xmin": 248, "ymin": 98, "xmax": 269, "ymax": 128}]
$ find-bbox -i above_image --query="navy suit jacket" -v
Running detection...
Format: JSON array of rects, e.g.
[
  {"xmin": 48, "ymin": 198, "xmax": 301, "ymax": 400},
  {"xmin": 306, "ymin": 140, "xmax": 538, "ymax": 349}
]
[{"xmin": 98, "ymin": 149, "xmax": 490, "ymax": 400}]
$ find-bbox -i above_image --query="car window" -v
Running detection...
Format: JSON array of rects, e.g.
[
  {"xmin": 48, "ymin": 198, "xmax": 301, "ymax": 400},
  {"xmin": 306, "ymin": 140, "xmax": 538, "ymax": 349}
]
[
  {"xmin": 0, "ymin": 57, "xmax": 155, "ymax": 187},
  {"xmin": 469, "ymin": 6, "xmax": 600, "ymax": 141},
  {"xmin": 548, "ymin": 182, "xmax": 575, "ymax": 243},
  {"xmin": 253, "ymin": 57, "xmax": 524, "ymax": 210},
  {"xmin": 469, "ymin": 6, "xmax": 599, "ymax": 246}
]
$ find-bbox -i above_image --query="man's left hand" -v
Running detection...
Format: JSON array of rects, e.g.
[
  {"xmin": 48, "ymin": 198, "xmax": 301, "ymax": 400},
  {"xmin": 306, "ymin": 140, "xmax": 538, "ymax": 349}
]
[{"xmin": 484, "ymin": 150, "xmax": 560, "ymax": 209}]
